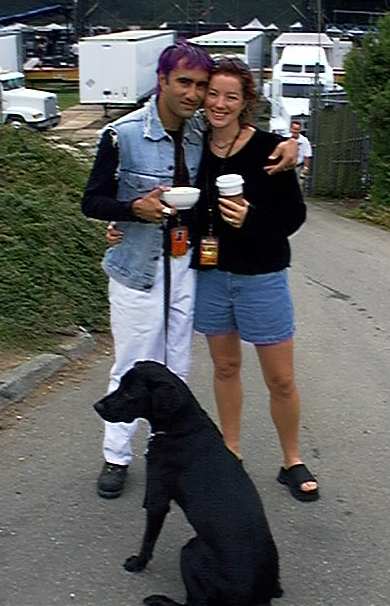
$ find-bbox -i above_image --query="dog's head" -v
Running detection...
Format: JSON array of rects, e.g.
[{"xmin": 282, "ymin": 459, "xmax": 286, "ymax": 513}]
[{"xmin": 94, "ymin": 361, "xmax": 192, "ymax": 430}]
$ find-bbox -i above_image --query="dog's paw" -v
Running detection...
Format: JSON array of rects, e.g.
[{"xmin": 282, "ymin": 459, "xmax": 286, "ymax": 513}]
[{"xmin": 123, "ymin": 555, "xmax": 147, "ymax": 572}]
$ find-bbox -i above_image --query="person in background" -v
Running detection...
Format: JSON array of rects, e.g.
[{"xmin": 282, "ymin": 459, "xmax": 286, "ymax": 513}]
[
  {"xmin": 83, "ymin": 42, "xmax": 298, "ymax": 500},
  {"xmin": 191, "ymin": 58, "xmax": 319, "ymax": 502},
  {"xmin": 290, "ymin": 120, "xmax": 312, "ymax": 184}
]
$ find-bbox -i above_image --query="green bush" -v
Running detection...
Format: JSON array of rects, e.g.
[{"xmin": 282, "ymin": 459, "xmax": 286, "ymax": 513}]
[
  {"xmin": 0, "ymin": 127, "xmax": 109, "ymax": 348},
  {"xmin": 344, "ymin": 14, "xmax": 390, "ymax": 206}
]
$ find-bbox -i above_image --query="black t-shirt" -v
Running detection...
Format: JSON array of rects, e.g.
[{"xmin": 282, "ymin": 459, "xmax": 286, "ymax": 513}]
[{"xmin": 191, "ymin": 128, "xmax": 306, "ymax": 275}]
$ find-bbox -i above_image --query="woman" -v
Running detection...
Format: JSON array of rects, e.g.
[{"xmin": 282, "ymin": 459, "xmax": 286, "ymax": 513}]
[
  {"xmin": 106, "ymin": 58, "xmax": 319, "ymax": 502},
  {"xmin": 190, "ymin": 57, "xmax": 318, "ymax": 502}
]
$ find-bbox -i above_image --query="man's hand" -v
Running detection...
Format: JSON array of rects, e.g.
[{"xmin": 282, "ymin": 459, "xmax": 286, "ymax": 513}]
[
  {"xmin": 264, "ymin": 138, "xmax": 298, "ymax": 175},
  {"xmin": 132, "ymin": 187, "xmax": 177, "ymax": 222}
]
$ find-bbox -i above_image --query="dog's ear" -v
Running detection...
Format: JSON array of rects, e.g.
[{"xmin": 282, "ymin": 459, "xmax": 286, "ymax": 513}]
[{"xmin": 150, "ymin": 382, "xmax": 183, "ymax": 420}]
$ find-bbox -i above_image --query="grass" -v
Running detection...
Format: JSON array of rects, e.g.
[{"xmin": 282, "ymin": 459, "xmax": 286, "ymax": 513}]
[
  {"xmin": 57, "ymin": 89, "xmax": 80, "ymax": 111},
  {"xmin": 0, "ymin": 126, "xmax": 108, "ymax": 351},
  {"xmin": 309, "ymin": 195, "xmax": 390, "ymax": 231},
  {"xmin": 27, "ymin": 81, "xmax": 80, "ymax": 111}
]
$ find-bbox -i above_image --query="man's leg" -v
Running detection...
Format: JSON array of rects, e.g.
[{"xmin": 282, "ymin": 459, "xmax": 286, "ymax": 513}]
[
  {"xmin": 165, "ymin": 252, "xmax": 196, "ymax": 381},
  {"xmin": 98, "ymin": 264, "xmax": 167, "ymax": 498}
]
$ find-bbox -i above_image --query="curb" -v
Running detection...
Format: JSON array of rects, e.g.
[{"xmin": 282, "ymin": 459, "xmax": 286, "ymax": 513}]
[{"xmin": 0, "ymin": 332, "xmax": 96, "ymax": 413}]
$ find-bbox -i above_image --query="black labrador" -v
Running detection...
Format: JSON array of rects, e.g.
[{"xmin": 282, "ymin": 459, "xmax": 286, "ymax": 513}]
[{"xmin": 94, "ymin": 361, "xmax": 283, "ymax": 606}]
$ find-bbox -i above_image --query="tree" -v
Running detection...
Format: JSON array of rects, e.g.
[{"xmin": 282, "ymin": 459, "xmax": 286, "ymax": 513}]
[{"xmin": 343, "ymin": 14, "xmax": 390, "ymax": 205}]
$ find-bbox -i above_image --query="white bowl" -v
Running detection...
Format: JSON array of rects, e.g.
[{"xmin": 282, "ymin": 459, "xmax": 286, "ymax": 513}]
[{"xmin": 161, "ymin": 187, "xmax": 200, "ymax": 210}]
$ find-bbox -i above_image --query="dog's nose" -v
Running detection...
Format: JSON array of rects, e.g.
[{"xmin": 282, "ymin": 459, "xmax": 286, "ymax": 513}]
[{"xmin": 94, "ymin": 401, "xmax": 106, "ymax": 418}]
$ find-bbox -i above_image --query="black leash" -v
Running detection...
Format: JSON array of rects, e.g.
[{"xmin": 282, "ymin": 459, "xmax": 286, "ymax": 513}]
[{"xmin": 162, "ymin": 222, "xmax": 171, "ymax": 365}]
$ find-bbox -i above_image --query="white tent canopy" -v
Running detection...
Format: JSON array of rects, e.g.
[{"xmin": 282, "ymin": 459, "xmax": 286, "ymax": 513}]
[
  {"xmin": 242, "ymin": 17, "xmax": 265, "ymax": 30},
  {"xmin": 36, "ymin": 22, "xmax": 67, "ymax": 32},
  {"xmin": 289, "ymin": 21, "xmax": 303, "ymax": 30},
  {"xmin": 0, "ymin": 22, "xmax": 35, "ymax": 32}
]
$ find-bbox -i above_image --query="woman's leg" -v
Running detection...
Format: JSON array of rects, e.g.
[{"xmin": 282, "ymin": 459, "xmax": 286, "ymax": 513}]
[
  {"xmin": 255, "ymin": 338, "xmax": 317, "ymax": 493},
  {"xmin": 206, "ymin": 333, "xmax": 243, "ymax": 458}
]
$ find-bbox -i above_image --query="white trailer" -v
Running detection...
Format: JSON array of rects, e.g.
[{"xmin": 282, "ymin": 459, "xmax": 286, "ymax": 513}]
[
  {"xmin": 0, "ymin": 32, "xmax": 23, "ymax": 72},
  {"xmin": 79, "ymin": 30, "xmax": 176, "ymax": 106},
  {"xmin": 190, "ymin": 30, "xmax": 263, "ymax": 70}
]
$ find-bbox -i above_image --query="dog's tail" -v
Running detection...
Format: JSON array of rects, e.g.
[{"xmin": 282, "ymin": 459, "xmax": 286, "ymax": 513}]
[{"xmin": 273, "ymin": 580, "xmax": 284, "ymax": 598}]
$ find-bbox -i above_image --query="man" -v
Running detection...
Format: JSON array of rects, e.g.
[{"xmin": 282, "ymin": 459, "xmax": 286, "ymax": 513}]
[
  {"xmin": 290, "ymin": 120, "xmax": 312, "ymax": 182},
  {"xmin": 82, "ymin": 41, "xmax": 297, "ymax": 499}
]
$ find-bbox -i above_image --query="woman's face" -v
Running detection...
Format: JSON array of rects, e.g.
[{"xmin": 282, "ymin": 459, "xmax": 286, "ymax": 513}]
[{"xmin": 205, "ymin": 73, "xmax": 246, "ymax": 129}]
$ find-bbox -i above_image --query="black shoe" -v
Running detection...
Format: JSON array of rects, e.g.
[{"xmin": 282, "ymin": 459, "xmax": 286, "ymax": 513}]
[{"xmin": 97, "ymin": 462, "xmax": 128, "ymax": 499}]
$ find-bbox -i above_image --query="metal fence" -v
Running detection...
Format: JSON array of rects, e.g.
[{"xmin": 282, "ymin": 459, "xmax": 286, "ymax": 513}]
[{"xmin": 307, "ymin": 92, "xmax": 371, "ymax": 198}]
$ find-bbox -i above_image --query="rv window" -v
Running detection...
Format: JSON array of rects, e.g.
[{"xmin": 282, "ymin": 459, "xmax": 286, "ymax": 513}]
[
  {"xmin": 281, "ymin": 64, "xmax": 302, "ymax": 73},
  {"xmin": 305, "ymin": 65, "xmax": 325, "ymax": 73}
]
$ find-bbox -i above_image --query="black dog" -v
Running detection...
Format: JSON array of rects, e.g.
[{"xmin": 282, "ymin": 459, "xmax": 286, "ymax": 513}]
[{"xmin": 94, "ymin": 361, "xmax": 283, "ymax": 606}]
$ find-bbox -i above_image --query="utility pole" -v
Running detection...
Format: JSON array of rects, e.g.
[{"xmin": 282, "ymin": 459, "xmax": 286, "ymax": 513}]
[
  {"xmin": 75, "ymin": 0, "xmax": 90, "ymax": 37},
  {"xmin": 308, "ymin": 0, "xmax": 323, "ymax": 194},
  {"xmin": 189, "ymin": 0, "xmax": 206, "ymax": 35},
  {"xmin": 0, "ymin": 78, "xmax": 3, "ymax": 127}
]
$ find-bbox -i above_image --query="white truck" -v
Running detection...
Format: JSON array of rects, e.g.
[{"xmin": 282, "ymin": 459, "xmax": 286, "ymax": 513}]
[
  {"xmin": 78, "ymin": 30, "xmax": 176, "ymax": 106},
  {"xmin": 264, "ymin": 44, "xmax": 336, "ymax": 135},
  {"xmin": 0, "ymin": 69, "xmax": 60, "ymax": 128},
  {"xmin": 0, "ymin": 32, "xmax": 61, "ymax": 128}
]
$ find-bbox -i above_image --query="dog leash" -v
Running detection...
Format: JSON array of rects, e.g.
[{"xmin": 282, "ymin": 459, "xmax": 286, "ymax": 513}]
[{"xmin": 162, "ymin": 221, "xmax": 171, "ymax": 365}]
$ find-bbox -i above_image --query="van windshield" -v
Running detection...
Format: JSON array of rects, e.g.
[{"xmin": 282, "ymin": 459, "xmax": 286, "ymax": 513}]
[{"xmin": 1, "ymin": 76, "xmax": 25, "ymax": 91}]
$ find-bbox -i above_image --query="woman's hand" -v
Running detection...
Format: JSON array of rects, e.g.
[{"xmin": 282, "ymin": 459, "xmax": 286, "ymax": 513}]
[
  {"xmin": 106, "ymin": 222, "xmax": 123, "ymax": 246},
  {"xmin": 264, "ymin": 138, "xmax": 298, "ymax": 175},
  {"xmin": 218, "ymin": 197, "xmax": 249, "ymax": 229}
]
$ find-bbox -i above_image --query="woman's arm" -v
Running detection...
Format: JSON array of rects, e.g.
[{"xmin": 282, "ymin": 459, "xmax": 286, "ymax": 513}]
[{"xmin": 241, "ymin": 168, "xmax": 306, "ymax": 239}]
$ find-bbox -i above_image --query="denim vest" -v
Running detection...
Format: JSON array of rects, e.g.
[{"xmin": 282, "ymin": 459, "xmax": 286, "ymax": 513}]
[{"xmin": 102, "ymin": 95, "xmax": 205, "ymax": 291}]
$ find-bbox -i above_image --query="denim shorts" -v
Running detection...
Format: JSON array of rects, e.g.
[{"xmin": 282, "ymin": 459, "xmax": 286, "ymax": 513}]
[{"xmin": 194, "ymin": 269, "xmax": 295, "ymax": 345}]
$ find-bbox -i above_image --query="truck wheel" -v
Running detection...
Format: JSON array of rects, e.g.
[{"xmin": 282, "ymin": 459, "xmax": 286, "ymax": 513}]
[{"xmin": 6, "ymin": 115, "xmax": 26, "ymax": 129}]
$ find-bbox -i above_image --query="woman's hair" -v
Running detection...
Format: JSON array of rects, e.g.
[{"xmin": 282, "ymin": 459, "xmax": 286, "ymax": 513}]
[
  {"xmin": 156, "ymin": 39, "xmax": 214, "ymax": 93},
  {"xmin": 210, "ymin": 56, "xmax": 257, "ymax": 125}
]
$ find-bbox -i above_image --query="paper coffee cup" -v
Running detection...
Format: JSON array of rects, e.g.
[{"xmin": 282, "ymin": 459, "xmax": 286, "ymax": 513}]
[{"xmin": 216, "ymin": 174, "xmax": 244, "ymax": 198}]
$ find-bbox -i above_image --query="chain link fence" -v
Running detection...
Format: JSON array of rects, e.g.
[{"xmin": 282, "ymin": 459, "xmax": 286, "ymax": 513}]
[{"xmin": 307, "ymin": 91, "xmax": 371, "ymax": 198}]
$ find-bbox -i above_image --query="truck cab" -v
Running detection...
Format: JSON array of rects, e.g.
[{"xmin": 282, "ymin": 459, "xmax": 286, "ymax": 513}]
[{"xmin": 0, "ymin": 70, "xmax": 60, "ymax": 129}]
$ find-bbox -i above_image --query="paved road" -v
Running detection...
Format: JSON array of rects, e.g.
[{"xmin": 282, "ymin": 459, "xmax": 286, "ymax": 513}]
[{"xmin": 1, "ymin": 203, "xmax": 389, "ymax": 606}]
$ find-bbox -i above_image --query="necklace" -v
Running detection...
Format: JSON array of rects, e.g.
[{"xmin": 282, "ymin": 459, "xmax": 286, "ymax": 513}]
[{"xmin": 211, "ymin": 128, "xmax": 241, "ymax": 150}]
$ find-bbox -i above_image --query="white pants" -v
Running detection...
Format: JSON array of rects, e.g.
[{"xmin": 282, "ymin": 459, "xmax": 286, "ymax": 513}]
[{"xmin": 103, "ymin": 252, "xmax": 196, "ymax": 465}]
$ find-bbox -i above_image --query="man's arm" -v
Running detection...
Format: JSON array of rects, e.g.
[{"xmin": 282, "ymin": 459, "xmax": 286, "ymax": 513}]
[
  {"xmin": 82, "ymin": 129, "xmax": 174, "ymax": 224},
  {"xmin": 81, "ymin": 129, "xmax": 136, "ymax": 221},
  {"xmin": 264, "ymin": 138, "xmax": 298, "ymax": 175},
  {"xmin": 302, "ymin": 137, "xmax": 312, "ymax": 173}
]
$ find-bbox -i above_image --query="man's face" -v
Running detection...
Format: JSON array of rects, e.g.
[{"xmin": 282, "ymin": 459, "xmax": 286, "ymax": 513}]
[
  {"xmin": 158, "ymin": 59, "xmax": 209, "ymax": 126},
  {"xmin": 290, "ymin": 123, "xmax": 301, "ymax": 139}
]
